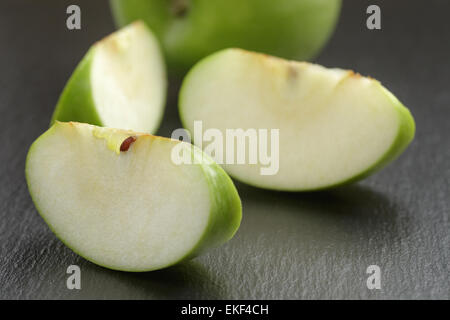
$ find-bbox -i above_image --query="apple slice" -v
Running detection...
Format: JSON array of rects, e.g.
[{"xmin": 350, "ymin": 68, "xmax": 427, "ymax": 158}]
[
  {"xmin": 51, "ymin": 21, "xmax": 166, "ymax": 134},
  {"xmin": 179, "ymin": 48, "xmax": 415, "ymax": 191},
  {"xmin": 25, "ymin": 122, "xmax": 241, "ymax": 271}
]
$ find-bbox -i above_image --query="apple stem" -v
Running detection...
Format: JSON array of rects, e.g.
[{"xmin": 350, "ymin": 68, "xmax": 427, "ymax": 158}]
[{"xmin": 171, "ymin": 0, "xmax": 190, "ymax": 18}]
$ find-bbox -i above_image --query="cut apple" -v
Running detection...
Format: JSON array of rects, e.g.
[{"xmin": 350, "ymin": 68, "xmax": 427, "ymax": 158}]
[
  {"xmin": 51, "ymin": 21, "xmax": 167, "ymax": 134},
  {"xmin": 179, "ymin": 48, "xmax": 415, "ymax": 191},
  {"xmin": 25, "ymin": 122, "xmax": 241, "ymax": 271}
]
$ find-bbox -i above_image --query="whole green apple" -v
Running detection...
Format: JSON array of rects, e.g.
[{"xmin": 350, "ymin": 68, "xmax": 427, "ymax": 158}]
[{"xmin": 110, "ymin": 0, "xmax": 342, "ymax": 73}]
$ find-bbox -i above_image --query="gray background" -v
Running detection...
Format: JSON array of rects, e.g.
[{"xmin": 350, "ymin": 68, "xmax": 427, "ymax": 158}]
[{"xmin": 0, "ymin": 0, "xmax": 448, "ymax": 299}]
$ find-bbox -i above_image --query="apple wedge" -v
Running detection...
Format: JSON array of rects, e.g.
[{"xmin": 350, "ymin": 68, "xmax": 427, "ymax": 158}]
[
  {"xmin": 25, "ymin": 122, "xmax": 241, "ymax": 271},
  {"xmin": 179, "ymin": 48, "xmax": 415, "ymax": 191},
  {"xmin": 51, "ymin": 21, "xmax": 166, "ymax": 134}
]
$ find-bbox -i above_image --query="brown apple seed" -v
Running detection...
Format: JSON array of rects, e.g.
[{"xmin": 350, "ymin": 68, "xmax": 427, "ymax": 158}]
[{"xmin": 120, "ymin": 136, "xmax": 137, "ymax": 152}]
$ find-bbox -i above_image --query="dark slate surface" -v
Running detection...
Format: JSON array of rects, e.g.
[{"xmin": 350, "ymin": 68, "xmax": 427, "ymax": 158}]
[{"xmin": 0, "ymin": 0, "xmax": 448, "ymax": 299}]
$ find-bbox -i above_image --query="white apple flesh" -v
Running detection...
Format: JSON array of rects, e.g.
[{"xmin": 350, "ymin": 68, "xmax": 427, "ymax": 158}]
[
  {"xmin": 25, "ymin": 122, "xmax": 242, "ymax": 271},
  {"xmin": 51, "ymin": 21, "xmax": 167, "ymax": 134},
  {"xmin": 179, "ymin": 49, "xmax": 416, "ymax": 191}
]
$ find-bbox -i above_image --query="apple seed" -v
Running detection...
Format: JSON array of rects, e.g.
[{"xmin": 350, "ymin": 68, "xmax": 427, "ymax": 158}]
[{"xmin": 120, "ymin": 136, "xmax": 137, "ymax": 152}]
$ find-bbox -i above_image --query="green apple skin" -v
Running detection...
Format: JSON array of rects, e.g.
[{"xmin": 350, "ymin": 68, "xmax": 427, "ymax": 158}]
[
  {"xmin": 110, "ymin": 0, "xmax": 342, "ymax": 73},
  {"xmin": 25, "ymin": 122, "xmax": 242, "ymax": 272},
  {"xmin": 185, "ymin": 146, "xmax": 243, "ymax": 259},
  {"xmin": 50, "ymin": 49, "xmax": 102, "ymax": 126},
  {"xmin": 178, "ymin": 49, "xmax": 416, "ymax": 192}
]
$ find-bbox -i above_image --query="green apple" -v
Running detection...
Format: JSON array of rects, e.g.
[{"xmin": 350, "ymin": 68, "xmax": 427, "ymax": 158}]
[
  {"xmin": 109, "ymin": 0, "xmax": 342, "ymax": 73},
  {"xmin": 25, "ymin": 122, "xmax": 241, "ymax": 271},
  {"xmin": 51, "ymin": 21, "xmax": 167, "ymax": 134},
  {"xmin": 179, "ymin": 48, "xmax": 416, "ymax": 191}
]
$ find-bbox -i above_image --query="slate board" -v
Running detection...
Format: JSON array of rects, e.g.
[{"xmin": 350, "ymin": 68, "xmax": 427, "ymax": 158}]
[{"xmin": 0, "ymin": 0, "xmax": 448, "ymax": 299}]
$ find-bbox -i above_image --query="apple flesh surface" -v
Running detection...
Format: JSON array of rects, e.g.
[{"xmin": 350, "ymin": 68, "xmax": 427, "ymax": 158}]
[
  {"xmin": 25, "ymin": 122, "xmax": 242, "ymax": 271},
  {"xmin": 179, "ymin": 48, "xmax": 416, "ymax": 191},
  {"xmin": 109, "ymin": 0, "xmax": 342, "ymax": 73},
  {"xmin": 51, "ymin": 21, "xmax": 167, "ymax": 134}
]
